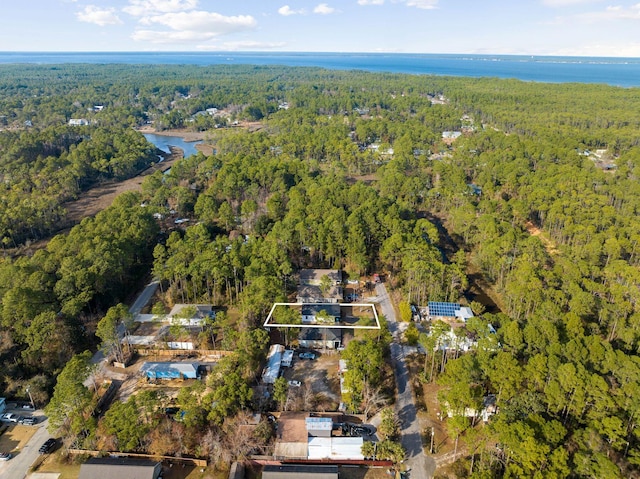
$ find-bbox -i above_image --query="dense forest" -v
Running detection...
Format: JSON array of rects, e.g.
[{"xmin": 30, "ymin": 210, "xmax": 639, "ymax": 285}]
[{"xmin": 2, "ymin": 63, "xmax": 640, "ymax": 477}]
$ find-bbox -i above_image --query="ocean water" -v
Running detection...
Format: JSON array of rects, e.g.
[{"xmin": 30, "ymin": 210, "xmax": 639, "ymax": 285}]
[{"xmin": 1, "ymin": 52, "xmax": 639, "ymax": 87}]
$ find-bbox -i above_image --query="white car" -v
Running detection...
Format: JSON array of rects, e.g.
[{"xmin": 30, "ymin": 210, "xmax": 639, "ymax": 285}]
[{"xmin": 288, "ymin": 380, "xmax": 301, "ymax": 387}]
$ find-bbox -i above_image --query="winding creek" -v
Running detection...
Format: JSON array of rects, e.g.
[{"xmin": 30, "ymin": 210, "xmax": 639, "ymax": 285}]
[{"xmin": 143, "ymin": 133, "xmax": 203, "ymax": 158}]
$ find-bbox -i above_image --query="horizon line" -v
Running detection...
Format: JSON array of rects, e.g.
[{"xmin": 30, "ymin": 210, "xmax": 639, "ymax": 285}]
[{"xmin": 0, "ymin": 51, "xmax": 639, "ymax": 60}]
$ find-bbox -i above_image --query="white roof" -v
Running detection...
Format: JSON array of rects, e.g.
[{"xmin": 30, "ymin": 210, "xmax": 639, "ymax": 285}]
[
  {"xmin": 262, "ymin": 344, "xmax": 284, "ymax": 384},
  {"xmin": 455, "ymin": 306, "xmax": 474, "ymax": 321},
  {"xmin": 308, "ymin": 437, "xmax": 332, "ymax": 459},
  {"xmin": 307, "ymin": 437, "xmax": 364, "ymax": 460}
]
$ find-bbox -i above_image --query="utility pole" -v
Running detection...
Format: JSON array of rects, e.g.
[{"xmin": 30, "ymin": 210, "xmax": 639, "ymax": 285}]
[
  {"xmin": 430, "ymin": 426, "xmax": 435, "ymax": 454},
  {"xmin": 26, "ymin": 387, "xmax": 35, "ymax": 409}
]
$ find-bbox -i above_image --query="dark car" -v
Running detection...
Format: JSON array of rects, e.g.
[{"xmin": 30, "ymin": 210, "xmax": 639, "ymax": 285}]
[
  {"xmin": 22, "ymin": 417, "xmax": 37, "ymax": 426},
  {"xmin": 39, "ymin": 438, "xmax": 56, "ymax": 454}
]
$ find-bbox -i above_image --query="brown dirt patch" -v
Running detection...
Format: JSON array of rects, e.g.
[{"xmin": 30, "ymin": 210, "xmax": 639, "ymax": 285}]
[
  {"xmin": 0, "ymin": 424, "xmax": 37, "ymax": 452},
  {"xmin": 289, "ymin": 352, "xmax": 341, "ymax": 402},
  {"xmin": 525, "ymin": 221, "xmax": 559, "ymax": 256}
]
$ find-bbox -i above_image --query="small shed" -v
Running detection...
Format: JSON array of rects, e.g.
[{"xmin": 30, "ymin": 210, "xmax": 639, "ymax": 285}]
[
  {"xmin": 140, "ymin": 362, "xmax": 199, "ymax": 380},
  {"xmin": 306, "ymin": 416, "xmax": 333, "ymax": 437}
]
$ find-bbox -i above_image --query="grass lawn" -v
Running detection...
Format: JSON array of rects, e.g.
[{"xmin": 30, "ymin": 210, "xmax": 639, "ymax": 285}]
[
  {"xmin": 32, "ymin": 452, "xmax": 81, "ymax": 479},
  {"xmin": 0, "ymin": 424, "xmax": 37, "ymax": 453}
]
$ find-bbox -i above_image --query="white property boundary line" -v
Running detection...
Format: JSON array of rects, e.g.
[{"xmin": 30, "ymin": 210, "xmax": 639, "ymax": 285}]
[{"xmin": 263, "ymin": 303, "xmax": 381, "ymax": 330}]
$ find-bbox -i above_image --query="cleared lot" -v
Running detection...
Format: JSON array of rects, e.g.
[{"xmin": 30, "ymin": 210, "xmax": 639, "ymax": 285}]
[{"xmin": 281, "ymin": 351, "xmax": 341, "ymax": 410}]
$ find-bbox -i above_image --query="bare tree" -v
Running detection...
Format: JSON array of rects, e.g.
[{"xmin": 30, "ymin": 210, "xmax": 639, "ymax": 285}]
[{"xmin": 361, "ymin": 383, "xmax": 387, "ymax": 421}]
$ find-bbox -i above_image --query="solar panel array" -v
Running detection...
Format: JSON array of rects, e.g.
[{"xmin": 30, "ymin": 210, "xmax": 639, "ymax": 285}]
[{"xmin": 428, "ymin": 302, "xmax": 461, "ymax": 317}]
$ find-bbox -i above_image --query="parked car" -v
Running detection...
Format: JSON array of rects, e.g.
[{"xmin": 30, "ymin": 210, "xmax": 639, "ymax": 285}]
[
  {"xmin": 298, "ymin": 352, "xmax": 316, "ymax": 360},
  {"xmin": 0, "ymin": 452, "xmax": 12, "ymax": 461},
  {"xmin": 39, "ymin": 438, "xmax": 56, "ymax": 454},
  {"xmin": 0, "ymin": 413, "xmax": 10, "ymax": 421},
  {"xmin": 22, "ymin": 417, "xmax": 37, "ymax": 426},
  {"xmin": 6, "ymin": 414, "xmax": 22, "ymax": 423},
  {"xmin": 288, "ymin": 380, "xmax": 301, "ymax": 387}
]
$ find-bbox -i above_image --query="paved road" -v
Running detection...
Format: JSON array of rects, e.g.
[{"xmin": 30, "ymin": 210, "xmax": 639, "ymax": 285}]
[
  {"xmin": 129, "ymin": 279, "xmax": 160, "ymax": 316},
  {"xmin": 376, "ymin": 284, "xmax": 436, "ymax": 479},
  {"xmin": 90, "ymin": 278, "xmax": 159, "ymax": 374},
  {"xmin": 0, "ymin": 417, "xmax": 51, "ymax": 479}
]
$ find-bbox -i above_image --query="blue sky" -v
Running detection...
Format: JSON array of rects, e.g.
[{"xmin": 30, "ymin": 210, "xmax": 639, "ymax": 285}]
[{"xmin": 1, "ymin": 0, "xmax": 639, "ymax": 56}]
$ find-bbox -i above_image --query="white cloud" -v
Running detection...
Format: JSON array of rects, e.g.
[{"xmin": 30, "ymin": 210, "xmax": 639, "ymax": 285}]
[
  {"xmin": 123, "ymin": 0, "xmax": 199, "ymax": 17},
  {"xmin": 132, "ymin": 29, "xmax": 215, "ymax": 43},
  {"xmin": 132, "ymin": 10, "xmax": 257, "ymax": 43},
  {"xmin": 404, "ymin": 0, "xmax": 438, "ymax": 9},
  {"xmin": 141, "ymin": 10, "xmax": 256, "ymax": 31},
  {"xmin": 278, "ymin": 5, "xmax": 305, "ymax": 16},
  {"xmin": 541, "ymin": 0, "xmax": 602, "ymax": 6},
  {"xmin": 572, "ymin": 4, "xmax": 640, "ymax": 23},
  {"xmin": 76, "ymin": 5, "xmax": 123, "ymax": 26},
  {"xmin": 314, "ymin": 3, "xmax": 336, "ymax": 14},
  {"xmin": 358, "ymin": 0, "xmax": 384, "ymax": 4}
]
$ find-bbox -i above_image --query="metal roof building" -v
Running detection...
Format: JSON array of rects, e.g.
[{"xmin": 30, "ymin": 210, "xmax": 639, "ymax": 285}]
[
  {"xmin": 78, "ymin": 457, "xmax": 162, "ymax": 479},
  {"xmin": 140, "ymin": 362, "xmax": 199, "ymax": 380},
  {"xmin": 307, "ymin": 437, "xmax": 364, "ymax": 460},
  {"xmin": 306, "ymin": 416, "xmax": 333, "ymax": 437},
  {"xmin": 262, "ymin": 344, "xmax": 284, "ymax": 384}
]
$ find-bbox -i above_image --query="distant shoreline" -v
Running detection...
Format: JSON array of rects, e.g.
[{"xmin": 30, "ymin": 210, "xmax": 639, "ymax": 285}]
[{"xmin": 1, "ymin": 52, "xmax": 638, "ymax": 87}]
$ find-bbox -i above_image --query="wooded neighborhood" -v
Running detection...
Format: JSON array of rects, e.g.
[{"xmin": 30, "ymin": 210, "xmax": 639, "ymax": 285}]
[{"xmin": 1, "ymin": 63, "xmax": 640, "ymax": 478}]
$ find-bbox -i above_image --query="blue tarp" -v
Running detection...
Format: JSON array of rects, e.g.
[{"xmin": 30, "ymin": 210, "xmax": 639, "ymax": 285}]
[{"xmin": 140, "ymin": 362, "xmax": 199, "ymax": 379}]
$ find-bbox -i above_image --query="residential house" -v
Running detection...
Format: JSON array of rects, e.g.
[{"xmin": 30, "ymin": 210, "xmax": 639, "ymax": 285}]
[
  {"xmin": 299, "ymin": 328, "xmax": 342, "ymax": 350},
  {"xmin": 445, "ymin": 394, "xmax": 498, "ymax": 422},
  {"xmin": 69, "ymin": 118, "xmax": 89, "ymax": 126},
  {"xmin": 297, "ymin": 269, "xmax": 343, "ymax": 304},
  {"xmin": 301, "ymin": 304, "xmax": 341, "ymax": 324},
  {"xmin": 442, "ymin": 131, "xmax": 462, "ymax": 143},
  {"xmin": 427, "ymin": 301, "xmax": 474, "ymax": 323},
  {"xmin": 273, "ymin": 412, "xmax": 364, "ymax": 462},
  {"xmin": 167, "ymin": 304, "xmax": 215, "ymax": 326}
]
